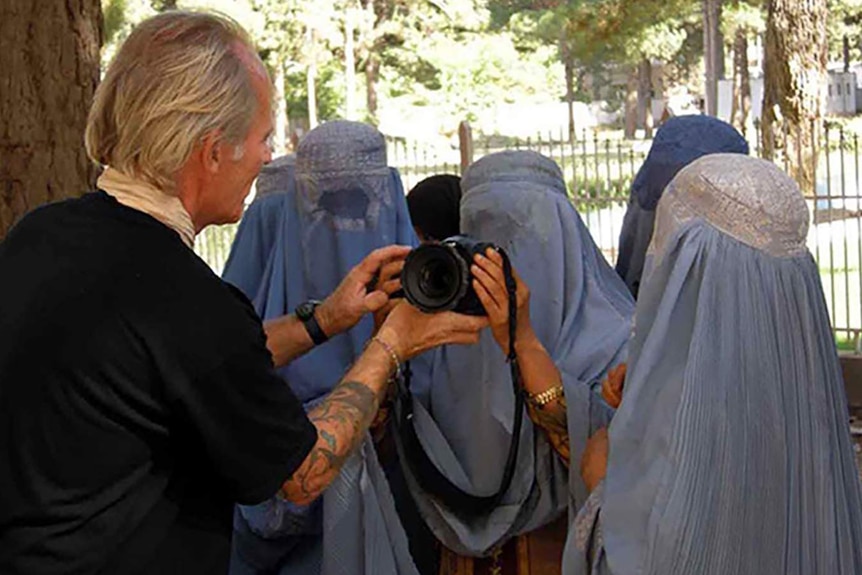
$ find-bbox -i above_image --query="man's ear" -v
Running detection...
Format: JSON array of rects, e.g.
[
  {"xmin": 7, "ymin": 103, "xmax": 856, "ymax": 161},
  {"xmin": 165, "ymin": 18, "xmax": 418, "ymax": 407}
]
[{"xmin": 200, "ymin": 131, "xmax": 224, "ymax": 174}]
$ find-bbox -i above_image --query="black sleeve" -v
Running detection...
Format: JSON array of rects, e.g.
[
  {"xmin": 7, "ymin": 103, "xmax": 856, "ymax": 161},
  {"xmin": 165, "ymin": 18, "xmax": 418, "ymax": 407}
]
[
  {"xmin": 176, "ymin": 342, "xmax": 318, "ymax": 505},
  {"xmin": 137, "ymin": 259, "xmax": 318, "ymax": 505},
  {"xmin": 157, "ymin": 282, "xmax": 318, "ymax": 505}
]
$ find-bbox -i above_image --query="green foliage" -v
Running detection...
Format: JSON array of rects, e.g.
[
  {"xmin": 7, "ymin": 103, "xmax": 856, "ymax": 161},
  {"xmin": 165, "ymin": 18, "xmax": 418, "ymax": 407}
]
[
  {"xmin": 284, "ymin": 62, "xmax": 346, "ymax": 122},
  {"xmin": 95, "ymin": 0, "xmax": 853, "ymax": 140},
  {"xmin": 828, "ymin": 0, "xmax": 862, "ymax": 63},
  {"xmin": 102, "ymin": 0, "xmax": 127, "ymax": 45},
  {"xmin": 721, "ymin": 0, "xmax": 765, "ymax": 39},
  {"xmin": 392, "ymin": 31, "xmax": 563, "ymax": 121},
  {"xmin": 151, "ymin": 0, "xmax": 178, "ymax": 10}
]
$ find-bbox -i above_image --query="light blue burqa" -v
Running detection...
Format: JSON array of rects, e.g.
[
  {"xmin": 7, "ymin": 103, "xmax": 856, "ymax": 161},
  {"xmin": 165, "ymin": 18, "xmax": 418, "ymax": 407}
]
[
  {"xmin": 222, "ymin": 121, "xmax": 419, "ymax": 575},
  {"xmin": 397, "ymin": 151, "xmax": 634, "ymax": 557},
  {"xmin": 565, "ymin": 154, "xmax": 862, "ymax": 575}
]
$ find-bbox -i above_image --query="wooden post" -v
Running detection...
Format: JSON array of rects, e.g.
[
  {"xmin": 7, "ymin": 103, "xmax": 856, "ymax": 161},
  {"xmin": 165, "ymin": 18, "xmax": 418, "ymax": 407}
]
[{"xmin": 459, "ymin": 120, "xmax": 474, "ymax": 173}]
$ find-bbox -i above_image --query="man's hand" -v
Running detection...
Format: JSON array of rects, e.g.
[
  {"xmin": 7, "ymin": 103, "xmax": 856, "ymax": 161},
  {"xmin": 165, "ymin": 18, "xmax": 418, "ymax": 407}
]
[
  {"xmin": 371, "ymin": 258, "xmax": 407, "ymax": 333},
  {"xmin": 375, "ymin": 302, "xmax": 489, "ymax": 361},
  {"xmin": 280, "ymin": 300, "xmax": 487, "ymax": 506},
  {"xmin": 581, "ymin": 427, "xmax": 609, "ymax": 493},
  {"xmin": 316, "ymin": 245, "xmax": 411, "ymax": 336}
]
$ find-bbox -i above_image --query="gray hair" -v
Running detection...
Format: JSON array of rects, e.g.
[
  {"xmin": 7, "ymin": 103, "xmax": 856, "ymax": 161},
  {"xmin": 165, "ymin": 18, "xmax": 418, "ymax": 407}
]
[{"xmin": 85, "ymin": 10, "xmax": 264, "ymax": 192}]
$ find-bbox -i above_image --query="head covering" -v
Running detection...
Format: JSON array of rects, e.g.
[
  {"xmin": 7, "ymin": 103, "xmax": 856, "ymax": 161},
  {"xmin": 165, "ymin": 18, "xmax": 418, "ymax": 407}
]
[
  {"xmin": 254, "ymin": 154, "xmax": 296, "ymax": 199},
  {"xmin": 397, "ymin": 151, "xmax": 634, "ymax": 556},
  {"xmin": 406, "ymin": 174, "xmax": 462, "ymax": 241},
  {"xmin": 615, "ymin": 115, "xmax": 749, "ymax": 297},
  {"xmin": 222, "ymin": 120, "xmax": 419, "ymax": 575},
  {"xmin": 583, "ymin": 154, "xmax": 862, "ymax": 575}
]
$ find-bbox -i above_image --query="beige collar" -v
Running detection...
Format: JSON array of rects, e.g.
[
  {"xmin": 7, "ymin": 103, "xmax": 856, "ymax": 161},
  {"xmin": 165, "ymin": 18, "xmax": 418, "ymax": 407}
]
[{"xmin": 98, "ymin": 167, "xmax": 196, "ymax": 248}]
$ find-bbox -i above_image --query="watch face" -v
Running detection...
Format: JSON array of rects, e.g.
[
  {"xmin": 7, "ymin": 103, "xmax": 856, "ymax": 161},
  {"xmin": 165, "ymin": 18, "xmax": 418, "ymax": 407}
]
[{"xmin": 296, "ymin": 301, "xmax": 320, "ymax": 320}]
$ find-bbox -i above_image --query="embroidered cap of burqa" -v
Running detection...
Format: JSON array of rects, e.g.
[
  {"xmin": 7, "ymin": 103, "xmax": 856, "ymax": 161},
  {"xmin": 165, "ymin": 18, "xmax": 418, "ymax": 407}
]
[
  {"xmin": 397, "ymin": 151, "xmax": 634, "ymax": 556},
  {"xmin": 615, "ymin": 115, "xmax": 748, "ymax": 298},
  {"xmin": 222, "ymin": 121, "xmax": 419, "ymax": 575},
  {"xmin": 571, "ymin": 154, "xmax": 862, "ymax": 575}
]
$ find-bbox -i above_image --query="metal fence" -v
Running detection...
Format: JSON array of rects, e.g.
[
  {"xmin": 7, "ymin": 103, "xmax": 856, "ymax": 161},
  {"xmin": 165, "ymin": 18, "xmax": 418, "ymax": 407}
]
[{"xmin": 195, "ymin": 122, "xmax": 862, "ymax": 352}]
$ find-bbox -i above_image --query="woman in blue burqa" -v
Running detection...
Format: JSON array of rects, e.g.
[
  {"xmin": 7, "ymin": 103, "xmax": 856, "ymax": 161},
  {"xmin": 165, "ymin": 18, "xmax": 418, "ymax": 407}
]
[
  {"xmin": 396, "ymin": 150, "xmax": 634, "ymax": 574},
  {"xmin": 567, "ymin": 154, "xmax": 862, "ymax": 574},
  {"xmin": 615, "ymin": 115, "xmax": 748, "ymax": 298},
  {"xmin": 221, "ymin": 121, "xmax": 422, "ymax": 575}
]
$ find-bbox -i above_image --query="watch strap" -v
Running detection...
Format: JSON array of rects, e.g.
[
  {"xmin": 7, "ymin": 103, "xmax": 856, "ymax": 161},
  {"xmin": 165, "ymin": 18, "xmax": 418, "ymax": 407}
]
[{"xmin": 303, "ymin": 308, "xmax": 329, "ymax": 346}]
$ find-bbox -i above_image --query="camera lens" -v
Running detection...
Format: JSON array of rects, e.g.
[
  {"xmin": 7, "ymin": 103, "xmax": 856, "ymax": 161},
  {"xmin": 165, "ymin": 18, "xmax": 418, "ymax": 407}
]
[
  {"xmin": 402, "ymin": 244, "xmax": 469, "ymax": 313},
  {"xmin": 418, "ymin": 260, "xmax": 454, "ymax": 298}
]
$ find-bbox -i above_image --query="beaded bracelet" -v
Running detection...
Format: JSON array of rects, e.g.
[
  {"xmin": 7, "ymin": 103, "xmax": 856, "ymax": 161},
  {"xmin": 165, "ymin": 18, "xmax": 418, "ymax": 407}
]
[
  {"xmin": 368, "ymin": 336, "xmax": 402, "ymax": 380},
  {"xmin": 527, "ymin": 384, "xmax": 564, "ymax": 408}
]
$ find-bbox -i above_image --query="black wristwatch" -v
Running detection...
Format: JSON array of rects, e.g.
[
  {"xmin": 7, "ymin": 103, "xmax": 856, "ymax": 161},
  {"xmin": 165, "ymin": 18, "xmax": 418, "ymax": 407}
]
[{"xmin": 295, "ymin": 300, "xmax": 329, "ymax": 346}]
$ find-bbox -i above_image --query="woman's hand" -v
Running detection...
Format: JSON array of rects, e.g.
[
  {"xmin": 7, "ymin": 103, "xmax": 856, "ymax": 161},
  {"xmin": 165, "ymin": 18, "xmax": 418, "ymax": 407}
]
[
  {"xmin": 471, "ymin": 248, "xmax": 532, "ymax": 353},
  {"xmin": 581, "ymin": 427, "xmax": 609, "ymax": 493},
  {"xmin": 601, "ymin": 364, "xmax": 626, "ymax": 409}
]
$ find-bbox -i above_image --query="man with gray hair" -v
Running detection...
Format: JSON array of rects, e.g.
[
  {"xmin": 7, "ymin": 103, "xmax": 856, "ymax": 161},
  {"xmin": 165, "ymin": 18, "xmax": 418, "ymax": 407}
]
[{"xmin": 0, "ymin": 11, "xmax": 485, "ymax": 575}]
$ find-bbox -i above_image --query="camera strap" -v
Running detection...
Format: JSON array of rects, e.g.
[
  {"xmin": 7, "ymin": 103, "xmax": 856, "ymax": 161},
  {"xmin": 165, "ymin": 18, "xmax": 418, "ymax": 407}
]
[{"xmin": 393, "ymin": 251, "xmax": 525, "ymax": 516}]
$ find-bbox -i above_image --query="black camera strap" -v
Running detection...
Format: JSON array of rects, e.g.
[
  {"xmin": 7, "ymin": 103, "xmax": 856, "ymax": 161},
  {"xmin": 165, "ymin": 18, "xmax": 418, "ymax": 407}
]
[{"xmin": 393, "ymin": 252, "xmax": 525, "ymax": 516}]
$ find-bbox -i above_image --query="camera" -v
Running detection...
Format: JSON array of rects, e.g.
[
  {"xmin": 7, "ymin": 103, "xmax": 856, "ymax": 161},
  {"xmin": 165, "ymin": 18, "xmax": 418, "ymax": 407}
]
[{"xmin": 401, "ymin": 235, "xmax": 499, "ymax": 315}]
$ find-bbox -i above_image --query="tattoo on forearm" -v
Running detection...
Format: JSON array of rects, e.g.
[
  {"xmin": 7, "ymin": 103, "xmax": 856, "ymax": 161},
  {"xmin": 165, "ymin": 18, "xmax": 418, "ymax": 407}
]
[
  {"xmin": 527, "ymin": 397, "xmax": 571, "ymax": 464},
  {"xmin": 280, "ymin": 381, "xmax": 380, "ymax": 504}
]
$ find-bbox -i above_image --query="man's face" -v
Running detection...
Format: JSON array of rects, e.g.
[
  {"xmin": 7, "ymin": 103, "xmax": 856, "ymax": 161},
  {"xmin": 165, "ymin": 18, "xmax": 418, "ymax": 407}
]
[{"xmin": 207, "ymin": 72, "xmax": 274, "ymax": 226}]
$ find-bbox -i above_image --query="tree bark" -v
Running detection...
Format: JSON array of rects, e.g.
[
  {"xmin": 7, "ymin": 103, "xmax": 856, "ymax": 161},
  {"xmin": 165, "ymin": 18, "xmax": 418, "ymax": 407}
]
[
  {"xmin": 365, "ymin": 54, "xmax": 380, "ymax": 124},
  {"xmin": 732, "ymin": 28, "xmax": 751, "ymax": 137},
  {"xmin": 274, "ymin": 58, "xmax": 288, "ymax": 154},
  {"xmin": 0, "ymin": 0, "xmax": 101, "ymax": 240},
  {"xmin": 344, "ymin": 6, "xmax": 357, "ymax": 121},
  {"xmin": 762, "ymin": 0, "xmax": 828, "ymax": 193},
  {"xmin": 703, "ymin": 0, "xmax": 723, "ymax": 116},
  {"xmin": 306, "ymin": 26, "xmax": 318, "ymax": 129},
  {"xmin": 562, "ymin": 40, "xmax": 576, "ymax": 144},
  {"xmin": 637, "ymin": 57, "xmax": 654, "ymax": 139},
  {"xmin": 624, "ymin": 66, "xmax": 638, "ymax": 139}
]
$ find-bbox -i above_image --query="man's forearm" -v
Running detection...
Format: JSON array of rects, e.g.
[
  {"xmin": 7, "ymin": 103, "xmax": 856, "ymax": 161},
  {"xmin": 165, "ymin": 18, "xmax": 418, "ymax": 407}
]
[
  {"xmin": 279, "ymin": 342, "xmax": 393, "ymax": 505},
  {"xmin": 263, "ymin": 314, "xmax": 315, "ymax": 367},
  {"xmin": 263, "ymin": 302, "xmax": 339, "ymax": 367}
]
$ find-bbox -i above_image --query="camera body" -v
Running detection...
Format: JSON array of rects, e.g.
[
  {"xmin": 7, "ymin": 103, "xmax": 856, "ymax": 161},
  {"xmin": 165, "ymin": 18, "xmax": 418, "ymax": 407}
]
[{"xmin": 401, "ymin": 235, "xmax": 498, "ymax": 315}]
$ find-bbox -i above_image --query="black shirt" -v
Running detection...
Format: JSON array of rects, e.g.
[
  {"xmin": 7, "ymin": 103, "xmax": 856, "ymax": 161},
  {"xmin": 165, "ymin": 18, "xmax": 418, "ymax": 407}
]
[{"xmin": 0, "ymin": 192, "xmax": 318, "ymax": 574}]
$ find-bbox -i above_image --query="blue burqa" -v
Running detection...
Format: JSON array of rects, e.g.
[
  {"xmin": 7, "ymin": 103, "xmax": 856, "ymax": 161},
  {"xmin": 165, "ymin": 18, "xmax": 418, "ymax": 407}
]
[
  {"xmin": 222, "ymin": 121, "xmax": 419, "ymax": 575},
  {"xmin": 615, "ymin": 115, "xmax": 748, "ymax": 297},
  {"xmin": 396, "ymin": 151, "xmax": 634, "ymax": 557},
  {"xmin": 565, "ymin": 154, "xmax": 862, "ymax": 575}
]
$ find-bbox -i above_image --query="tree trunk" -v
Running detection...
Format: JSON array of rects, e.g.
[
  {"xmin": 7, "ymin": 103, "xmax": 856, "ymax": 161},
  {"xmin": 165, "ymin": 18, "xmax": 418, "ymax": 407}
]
[
  {"xmin": 703, "ymin": 0, "xmax": 723, "ymax": 116},
  {"xmin": 732, "ymin": 28, "xmax": 751, "ymax": 137},
  {"xmin": 716, "ymin": 7, "xmax": 726, "ymax": 81},
  {"xmin": 624, "ymin": 67, "xmax": 638, "ymax": 139},
  {"xmin": 562, "ymin": 40, "xmax": 576, "ymax": 144},
  {"xmin": 274, "ymin": 58, "xmax": 288, "ymax": 154},
  {"xmin": 637, "ymin": 57, "xmax": 654, "ymax": 139},
  {"xmin": 0, "ymin": 0, "xmax": 101, "ymax": 240},
  {"xmin": 762, "ymin": 0, "xmax": 828, "ymax": 193},
  {"xmin": 344, "ymin": 7, "xmax": 357, "ymax": 121},
  {"xmin": 365, "ymin": 54, "xmax": 380, "ymax": 125},
  {"xmin": 306, "ymin": 26, "xmax": 318, "ymax": 129}
]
